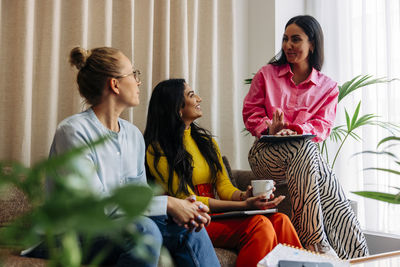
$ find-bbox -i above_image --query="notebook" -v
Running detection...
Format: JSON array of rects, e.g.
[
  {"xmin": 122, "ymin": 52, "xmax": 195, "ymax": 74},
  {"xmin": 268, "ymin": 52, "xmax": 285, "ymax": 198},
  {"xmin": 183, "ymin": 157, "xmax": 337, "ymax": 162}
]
[
  {"xmin": 257, "ymin": 243, "xmax": 349, "ymax": 267},
  {"xmin": 259, "ymin": 134, "xmax": 316, "ymax": 143},
  {"xmin": 210, "ymin": 209, "xmax": 277, "ymax": 219}
]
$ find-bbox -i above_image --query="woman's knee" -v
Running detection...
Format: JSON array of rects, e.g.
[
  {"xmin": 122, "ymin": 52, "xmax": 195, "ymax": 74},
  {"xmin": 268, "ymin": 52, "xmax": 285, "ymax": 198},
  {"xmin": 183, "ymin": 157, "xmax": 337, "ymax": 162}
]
[
  {"xmin": 243, "ymin": 216, "xmax": 278, "ymax": 251},
  {"xmin": 249, "ymin": 215, "xmax": 275, "ymax": 234},
  {"xmin": 269, "ymin": 212, "xmax": 291, "ymax": 224},
  {"xmin": 269, "ymin": 213, "xmax": 298, "ymax": 233},
  {"xmin": 135, "ymin": 216, "xmax": 163, "ymax": 246}
]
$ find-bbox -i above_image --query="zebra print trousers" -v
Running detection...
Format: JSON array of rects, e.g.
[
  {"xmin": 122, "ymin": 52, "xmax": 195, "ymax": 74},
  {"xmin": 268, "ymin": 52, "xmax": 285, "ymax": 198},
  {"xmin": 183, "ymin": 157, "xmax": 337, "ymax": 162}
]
[{"xmin": 248, "ymin": 138, "xmax": 369, "ymax": 259}]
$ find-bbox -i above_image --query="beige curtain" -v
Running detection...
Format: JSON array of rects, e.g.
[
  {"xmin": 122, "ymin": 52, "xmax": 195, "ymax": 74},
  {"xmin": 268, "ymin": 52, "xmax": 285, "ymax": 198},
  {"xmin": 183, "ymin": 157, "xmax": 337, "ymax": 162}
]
[{"xmin": 0, "ymin": 0, "xmax": 249, "ymax": 168}]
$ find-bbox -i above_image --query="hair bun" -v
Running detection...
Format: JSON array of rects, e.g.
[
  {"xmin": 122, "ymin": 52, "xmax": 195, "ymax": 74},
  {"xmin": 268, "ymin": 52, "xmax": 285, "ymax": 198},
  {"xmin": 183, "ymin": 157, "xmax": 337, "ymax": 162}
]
[{"xmin": 69, "ymin": 46, "xmax": 91, "ymax": 70}]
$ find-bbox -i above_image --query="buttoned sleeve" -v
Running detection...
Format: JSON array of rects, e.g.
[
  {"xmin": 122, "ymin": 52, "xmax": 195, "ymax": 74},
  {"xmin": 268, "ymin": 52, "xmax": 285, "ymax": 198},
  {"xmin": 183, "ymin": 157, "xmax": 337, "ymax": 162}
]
[
  {"xmin": 243, "ymin": 70, "xmax": 272, "ymax": 138},
  {"xmin": 130, "ymin": 131, "xmax": 168, "ymax": 216},
  {"xmin": 49, "ymin": 124, "xmax": 104, "ymax": 194},
  {"xmin": 50, "ymin": 119, "xmax": 167, "ymax": 217}
]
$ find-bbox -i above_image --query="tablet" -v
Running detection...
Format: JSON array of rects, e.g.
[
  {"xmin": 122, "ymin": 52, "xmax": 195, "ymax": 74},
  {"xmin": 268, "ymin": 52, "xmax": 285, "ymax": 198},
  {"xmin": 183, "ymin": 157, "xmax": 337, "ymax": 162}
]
[
  {"xmin": 278, "ymin": 260, "xmax": 333, "ymax": 267},
  {"xmin": 210, "ymin": 209, "xmax": 277, "ymax": 219},
  {"xmin": 259, "ymin": 134, "xmax": 316, "ymax": 143}
]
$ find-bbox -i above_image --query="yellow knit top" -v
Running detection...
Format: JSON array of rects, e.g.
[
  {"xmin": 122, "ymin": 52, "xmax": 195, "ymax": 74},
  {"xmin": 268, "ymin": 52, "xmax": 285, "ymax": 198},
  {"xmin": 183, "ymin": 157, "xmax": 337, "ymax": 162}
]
[{"xmin": 146, "ymin": 127, "xmax": 238, "ymax": 207}]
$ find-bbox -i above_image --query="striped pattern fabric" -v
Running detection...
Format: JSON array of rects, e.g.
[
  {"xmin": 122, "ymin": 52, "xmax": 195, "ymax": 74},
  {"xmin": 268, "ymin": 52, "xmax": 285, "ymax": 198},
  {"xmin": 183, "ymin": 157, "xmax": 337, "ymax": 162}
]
[{"xmin": 248, "ymin": 138, "xmax": 369, "ymax": 259}]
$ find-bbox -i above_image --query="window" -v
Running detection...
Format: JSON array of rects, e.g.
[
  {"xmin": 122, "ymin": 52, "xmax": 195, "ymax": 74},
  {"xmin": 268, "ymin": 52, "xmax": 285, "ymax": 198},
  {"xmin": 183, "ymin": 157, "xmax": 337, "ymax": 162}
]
[{"xmin": 308, "ymin": 0, "xmax": 400, "ymax": 235}]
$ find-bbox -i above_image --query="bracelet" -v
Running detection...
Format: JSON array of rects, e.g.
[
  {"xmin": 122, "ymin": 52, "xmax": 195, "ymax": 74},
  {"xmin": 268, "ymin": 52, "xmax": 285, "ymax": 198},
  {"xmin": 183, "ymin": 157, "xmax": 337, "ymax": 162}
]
[{"xmin": 239, "ymin": 191, "xmax": 246, "ymax": 201}]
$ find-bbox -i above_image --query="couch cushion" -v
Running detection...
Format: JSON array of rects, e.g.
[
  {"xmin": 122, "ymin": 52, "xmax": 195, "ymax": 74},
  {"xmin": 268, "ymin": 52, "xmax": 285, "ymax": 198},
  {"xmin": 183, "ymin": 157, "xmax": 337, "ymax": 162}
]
[
  {"xmin": 214, "ymin": 247, "xmax": 237, "ymax": 267},
  {"xmin": 0, "ymin": 248, "xmax": 46, "ymax": 267},
  {"xmin": 0, "ymin": 186, "xmax": 30, "ymax": 226},
  {"xmin": 222, "ymin": 156, "xmax": 237, "ymax": 188}
]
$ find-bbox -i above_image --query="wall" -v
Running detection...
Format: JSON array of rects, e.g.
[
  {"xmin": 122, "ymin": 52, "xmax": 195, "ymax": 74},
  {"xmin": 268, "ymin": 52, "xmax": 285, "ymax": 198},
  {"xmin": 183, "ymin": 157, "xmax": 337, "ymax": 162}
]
[
  {"xmin": 275, "ymin": 0, "xmax": 306, "ymax": 53},
  {"xmin": 234, "ymin": 0, "xmax": 305, "ymax": 170},
  {"xmin": 235, "ymin": 0, "xmax": 276, "ymax": 170}
]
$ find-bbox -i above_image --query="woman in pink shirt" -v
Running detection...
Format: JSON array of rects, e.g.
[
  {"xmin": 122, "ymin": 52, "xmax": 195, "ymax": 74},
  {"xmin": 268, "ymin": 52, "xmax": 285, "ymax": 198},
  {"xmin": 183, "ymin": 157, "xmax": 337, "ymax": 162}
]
[{"xmin": 243, "ymin": 15, "xmax": 369, "ymax": 259}]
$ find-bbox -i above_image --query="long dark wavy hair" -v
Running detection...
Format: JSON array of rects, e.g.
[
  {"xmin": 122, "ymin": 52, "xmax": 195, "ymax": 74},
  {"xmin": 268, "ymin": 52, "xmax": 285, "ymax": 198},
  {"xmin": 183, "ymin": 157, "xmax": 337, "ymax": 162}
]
[
  {"xmin": 269, "ymin": 15, "xmax": 324, "ymax": 71},
  {"xmin": 144, "ymin": 79, "xmax": 222, "ymax": 196}
]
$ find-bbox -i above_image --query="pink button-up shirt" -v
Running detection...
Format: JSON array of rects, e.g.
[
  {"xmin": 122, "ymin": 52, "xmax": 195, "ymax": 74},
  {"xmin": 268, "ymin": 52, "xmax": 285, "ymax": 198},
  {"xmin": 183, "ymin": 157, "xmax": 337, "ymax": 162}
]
[{"xmin": 243, "ymin": 64, "xmax": 339, "ymax": 142}]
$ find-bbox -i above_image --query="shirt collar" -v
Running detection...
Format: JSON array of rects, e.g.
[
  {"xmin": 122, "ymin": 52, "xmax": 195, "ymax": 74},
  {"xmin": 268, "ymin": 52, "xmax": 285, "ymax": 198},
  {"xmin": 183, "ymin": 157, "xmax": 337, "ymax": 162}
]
[
  {"xmin": 278, "ymin": 64, "xmax": 319, "ymax": 86},
  {"xmin": 278, "ymin": 64, "xmax": 292, "ymax": 77},
  {"xmin": 308, "ymin": 68, "xmax": 319, "ymax": 86}
]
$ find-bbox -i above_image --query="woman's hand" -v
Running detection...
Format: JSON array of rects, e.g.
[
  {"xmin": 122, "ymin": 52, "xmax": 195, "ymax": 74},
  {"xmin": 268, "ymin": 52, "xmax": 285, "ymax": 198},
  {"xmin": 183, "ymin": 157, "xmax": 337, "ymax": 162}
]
[
  {"xmin": 275, "ymin": 128, "xmax": 297, "ymax": 136},
  {"xmin": 167, "ymin": 195, "xmax": 211, "ymax": 232},
  {"xmin": 266, "ymin": 110, "xmax": 289, "ymax": 135},
  {"xmin": 245, "ymin": 194, "xmax": 286, "ymax": 210},
  {"xmin": 239, "ymin": 185, "xmax": 253, "ymax": 201},
  {"xmin": 240, "ymin": 182, "xmax": 277, "ymax": 201}
]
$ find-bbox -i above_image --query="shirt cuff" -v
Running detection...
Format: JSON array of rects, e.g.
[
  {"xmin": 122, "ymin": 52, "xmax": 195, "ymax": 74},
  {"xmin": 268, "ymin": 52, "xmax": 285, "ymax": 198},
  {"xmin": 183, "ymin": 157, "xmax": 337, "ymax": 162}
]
[
  {"xmin": 287, "ymin": 124, "xmax": 303, "ymax": 134},
  {"xmin": 255, "ymin": 120, "xmax": 270, "ymax": 138},
  {"xmin": 144, "ymin": 195, "xmax": 168, "ymax": 216}
]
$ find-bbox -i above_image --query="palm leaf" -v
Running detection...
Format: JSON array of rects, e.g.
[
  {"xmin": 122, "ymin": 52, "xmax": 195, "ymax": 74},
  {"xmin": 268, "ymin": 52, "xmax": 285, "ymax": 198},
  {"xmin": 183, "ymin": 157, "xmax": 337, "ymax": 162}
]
[
  {"xmin": 329, "ymin": 126, "xmax": 347, "ymax": 142},
  {"xmin": 244, "ymin": 78, "xmax": 253, "ymax": 85},
  {"xmin": 351, "ymin": 114, "xmax": 378, "ymax": 130},
  {"xmin": 244, "ymin": 73, "xmax": 256, "ymax": 85},
  {"xmin": 373, "ymin": 122, "xmax": 400, "ymax": 136},
  {"xmin": 350, "ymin": 101, "xmax": 361, "ymax": 128},
  {"xmin": 338, "ymin": 75, "xmax": 395, "ymax": 102},
  {"xmin": 348, "ymin": 131, "xmax": 362, "ymax": 141},
  {"xmin": 352, "ymin": 191, "xmax": 400, "ymax": 204},
  {"xmin": 377, "ymin": 136, "xmax": 400, "ymax": 148},
  {"xmin": 364, "ymin": 167, "xmax": 400, "ymax": 176},
  {"xmin": 353, "ymin": 150, "xmax": 398, "ymax": 160},
  {"xmin": 345, "ymin": 109, "xmax": 351, "ymax": 130}
]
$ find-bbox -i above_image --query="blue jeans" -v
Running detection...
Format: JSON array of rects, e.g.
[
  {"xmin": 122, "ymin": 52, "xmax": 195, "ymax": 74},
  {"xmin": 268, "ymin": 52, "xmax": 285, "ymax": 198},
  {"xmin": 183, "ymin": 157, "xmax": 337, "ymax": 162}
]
[
  {"xmin": 22, "ymin": 216, "xmax": 162, "ymax": 267},
  {"xmin": 23, "ymin": 216, "xmax": 219, "ymax": 267},
  {"xmin": 151, "ymin": 215, "xmax": 220, "ymax": 267}
]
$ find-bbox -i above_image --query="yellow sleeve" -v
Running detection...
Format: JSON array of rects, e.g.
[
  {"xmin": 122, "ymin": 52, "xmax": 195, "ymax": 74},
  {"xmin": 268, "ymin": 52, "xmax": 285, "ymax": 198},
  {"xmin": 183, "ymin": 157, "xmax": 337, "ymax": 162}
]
[
  {"xmin": 212, "ymin": 139, "xmax": 240, "ymax": 200},
  {"xmin": 146, "ymin": 145, "xmax": 210, "ymax": 207}
]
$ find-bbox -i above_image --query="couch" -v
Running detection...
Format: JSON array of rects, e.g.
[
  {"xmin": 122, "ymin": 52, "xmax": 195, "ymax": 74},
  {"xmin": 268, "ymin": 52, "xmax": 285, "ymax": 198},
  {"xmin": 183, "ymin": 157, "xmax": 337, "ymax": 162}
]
[{"xmin": 0, "ymin": 157, "xmax": 292, "ymax": 267}]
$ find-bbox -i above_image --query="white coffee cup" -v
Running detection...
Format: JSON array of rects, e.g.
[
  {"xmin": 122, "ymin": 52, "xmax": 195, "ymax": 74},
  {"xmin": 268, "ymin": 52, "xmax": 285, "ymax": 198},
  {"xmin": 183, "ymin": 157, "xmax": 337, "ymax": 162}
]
[{"xmin": 251, "ymin": 179, "xmax": 274, "ymax": 198}]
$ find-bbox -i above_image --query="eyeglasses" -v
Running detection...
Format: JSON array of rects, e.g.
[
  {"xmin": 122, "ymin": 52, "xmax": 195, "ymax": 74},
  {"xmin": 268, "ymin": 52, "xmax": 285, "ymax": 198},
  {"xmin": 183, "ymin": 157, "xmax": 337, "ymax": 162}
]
[{"xmin": 114, "ymin": 69, "xmax": 141, "ymax": 83}]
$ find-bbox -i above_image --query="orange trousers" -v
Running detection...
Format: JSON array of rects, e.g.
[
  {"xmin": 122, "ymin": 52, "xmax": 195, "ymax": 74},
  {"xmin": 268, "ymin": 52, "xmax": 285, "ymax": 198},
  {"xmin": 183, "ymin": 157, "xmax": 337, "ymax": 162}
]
[{"xmin": 206, "ymin": 213, "xmax": 302, "ymax": 267}]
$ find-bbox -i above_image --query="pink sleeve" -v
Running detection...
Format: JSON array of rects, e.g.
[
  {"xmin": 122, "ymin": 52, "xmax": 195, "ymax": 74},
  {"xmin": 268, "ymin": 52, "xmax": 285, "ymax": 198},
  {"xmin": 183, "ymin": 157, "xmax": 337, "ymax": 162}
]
[
  {"xmin": 242, "ymin": 71, "xmax": 272, "ymax": 137},
  {"xmin": 290, "ymin": 83, "xmax": 339, "ymax": 142}
]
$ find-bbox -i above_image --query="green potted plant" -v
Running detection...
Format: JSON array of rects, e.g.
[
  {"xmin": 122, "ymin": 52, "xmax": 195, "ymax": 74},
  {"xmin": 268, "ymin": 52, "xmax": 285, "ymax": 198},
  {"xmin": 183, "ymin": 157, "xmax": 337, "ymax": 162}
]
[
  {"xmin": 353, "ymin": 135, "xmax": 400, "ymax": 204},
  {"xmin": 320, "ymin": 75, "xmax": 399, "ymax": 168},
  {"xmin": 0, "ymin": 138, "xmax": 154, "ymax": 266}
]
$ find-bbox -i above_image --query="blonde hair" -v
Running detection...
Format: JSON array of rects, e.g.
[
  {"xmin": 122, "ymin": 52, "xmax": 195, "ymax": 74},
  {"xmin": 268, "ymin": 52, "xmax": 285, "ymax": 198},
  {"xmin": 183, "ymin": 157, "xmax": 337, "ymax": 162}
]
[{"xmin": 69, "ymin": 46, "xmax": 122, "ymax": 106}]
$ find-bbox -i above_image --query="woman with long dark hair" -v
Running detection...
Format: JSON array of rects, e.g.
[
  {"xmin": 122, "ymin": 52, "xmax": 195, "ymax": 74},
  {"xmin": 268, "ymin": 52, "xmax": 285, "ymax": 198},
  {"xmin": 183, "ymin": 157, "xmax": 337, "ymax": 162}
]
[
  {"xmin": 25, "ymin": 47, "xmax": 220, "ymax": 267},
  {"xmin": 144, "ymin": 79, "xmax": 302, "ymax": 267},
  {"xmin": 243, "ymin": 15, "xmax": 369, "ymax": 259}
]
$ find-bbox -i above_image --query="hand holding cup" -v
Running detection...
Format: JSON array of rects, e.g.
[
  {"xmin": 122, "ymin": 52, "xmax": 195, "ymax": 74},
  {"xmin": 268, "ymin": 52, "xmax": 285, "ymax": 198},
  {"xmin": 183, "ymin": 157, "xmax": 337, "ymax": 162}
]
[{"xmin": 251, "ymin": 179, "xmax": 274, "ymax": 199}]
